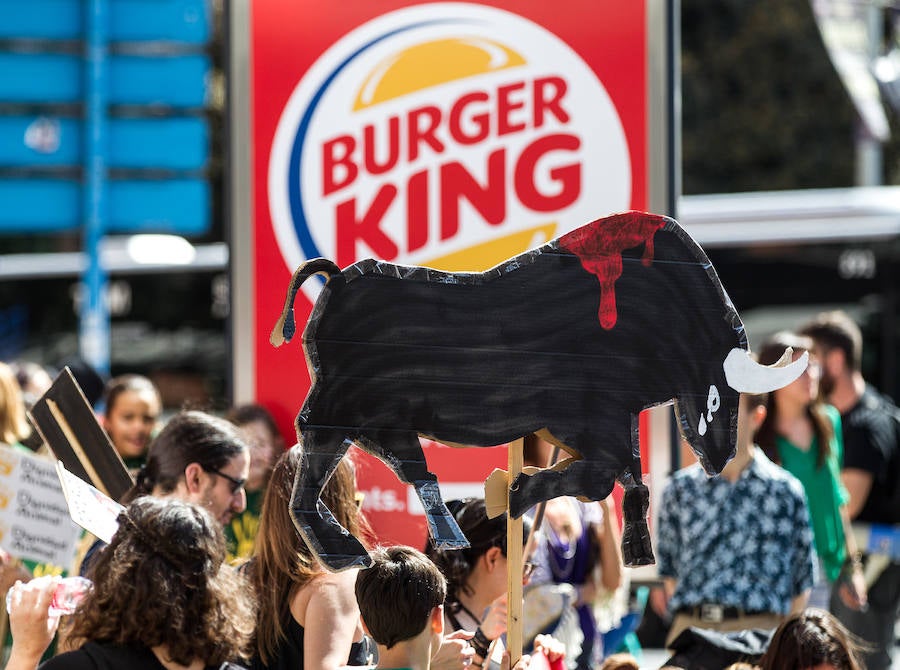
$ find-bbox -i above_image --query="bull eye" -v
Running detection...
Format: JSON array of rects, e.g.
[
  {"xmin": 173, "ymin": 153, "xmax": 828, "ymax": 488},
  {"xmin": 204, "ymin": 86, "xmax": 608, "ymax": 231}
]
[
  {"xmin": 707, "ymin": 385, "xmax": 720, "ymax": 416},
  {"xmin": 697, "ymin": 385, "xmax": 721, "ymax": 436}
]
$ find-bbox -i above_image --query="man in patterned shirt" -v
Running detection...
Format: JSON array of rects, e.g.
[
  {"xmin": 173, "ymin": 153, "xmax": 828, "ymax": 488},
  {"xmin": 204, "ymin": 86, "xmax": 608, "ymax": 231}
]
[{"xmin": 657, "ymin": 392, "xmax": 816, "ymax": 647}]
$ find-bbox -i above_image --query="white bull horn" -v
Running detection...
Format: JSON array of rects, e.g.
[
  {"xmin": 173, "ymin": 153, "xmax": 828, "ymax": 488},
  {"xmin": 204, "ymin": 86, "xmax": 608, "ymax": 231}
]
[{"xmin": 723, "ymin": 347, "xmax": 808, "ymax": 393}]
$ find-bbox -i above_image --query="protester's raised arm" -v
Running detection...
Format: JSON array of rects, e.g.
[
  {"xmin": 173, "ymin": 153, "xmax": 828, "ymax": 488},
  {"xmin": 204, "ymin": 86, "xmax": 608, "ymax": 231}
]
[{"xmin": 6, "ymin": 577, "xmax": 61, "ymax": 670}]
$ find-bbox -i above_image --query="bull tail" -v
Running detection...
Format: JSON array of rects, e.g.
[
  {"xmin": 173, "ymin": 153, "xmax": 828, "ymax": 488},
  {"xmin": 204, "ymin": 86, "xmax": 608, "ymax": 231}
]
[{"xmin": 271, "ymin": 258, "xmax": 343, "ymax": 347}]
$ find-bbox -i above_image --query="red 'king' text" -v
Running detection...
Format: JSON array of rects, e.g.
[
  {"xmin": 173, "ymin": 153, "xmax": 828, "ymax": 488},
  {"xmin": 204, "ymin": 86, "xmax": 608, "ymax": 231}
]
[{"xmin": 320, "ymin": 76, "xmax": 583, "ymax": 266}]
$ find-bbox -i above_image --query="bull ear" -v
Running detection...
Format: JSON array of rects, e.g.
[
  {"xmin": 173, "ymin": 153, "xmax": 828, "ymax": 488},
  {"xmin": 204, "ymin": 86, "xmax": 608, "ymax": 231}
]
[{"xmin": 723, "ymin": 347, "xmax": 808, "ymax": 394}]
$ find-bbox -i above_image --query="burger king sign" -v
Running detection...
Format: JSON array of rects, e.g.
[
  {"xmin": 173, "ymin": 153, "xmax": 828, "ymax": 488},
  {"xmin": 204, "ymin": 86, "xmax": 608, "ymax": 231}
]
[{"xmin": 249, "ymin": 0, "xmax": 651, "ymax": 545}]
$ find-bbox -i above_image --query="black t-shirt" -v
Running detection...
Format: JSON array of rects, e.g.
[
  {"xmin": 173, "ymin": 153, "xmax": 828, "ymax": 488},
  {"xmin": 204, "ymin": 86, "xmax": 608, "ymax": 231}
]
[
  {"xmin": 39, "ymin": 642, "xmax": 247, "ymax": 670},
  {"xmin": 841, "ymin": 385, "xmax": 899, "ymax": 524},
  {"xmin": 250, "ymin": 616, "xmax": 376, "ymax": 670}
]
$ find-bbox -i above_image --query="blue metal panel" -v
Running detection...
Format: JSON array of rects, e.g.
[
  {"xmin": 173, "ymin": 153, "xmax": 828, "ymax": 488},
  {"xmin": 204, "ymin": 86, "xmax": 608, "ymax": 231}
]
[
  {"xmin": 111, "ymin": 117, "xmax": 208, "ymax": 169},
  {"xmin": 0, "ymin": 53, "xmax": 82, "ymax": 102},
  {"xmin": 0, "ymin": 0, "xmax": 81, "ymax": 40},
  {"xmin": 0, "ymin": 179, "xmax": 81, "ymax": 231},
  {"xmin": 108, "ymin": 179, "xmax": 210, "ymax": 233},
  {"xmin": 112, "ymin": 0, "xmax": 210, "ymax": 43},
  {"xmin": 0, "ymin": 0, "xmax": 210, "ymax": 44},
  {"xmin": 110, "ymin": 55, "xmax": 210, "ymax": 106},
  {"xmin": 0, "ymin": 178, "xmax": 210, "ymax": 233},
  {"xmin": 0, "ymin": 116, "xmax": 208, "ymax": 169},
  {"xmin": 0, "ymin": 53, "xmax": 209, "ymax": 106}
]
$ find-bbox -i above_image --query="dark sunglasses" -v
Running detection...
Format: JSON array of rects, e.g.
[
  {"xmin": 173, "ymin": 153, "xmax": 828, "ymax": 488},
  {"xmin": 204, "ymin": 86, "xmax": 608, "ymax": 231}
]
[{"xmin": 205, "ymin": 468, "xmax": 246, "ymax": 495}]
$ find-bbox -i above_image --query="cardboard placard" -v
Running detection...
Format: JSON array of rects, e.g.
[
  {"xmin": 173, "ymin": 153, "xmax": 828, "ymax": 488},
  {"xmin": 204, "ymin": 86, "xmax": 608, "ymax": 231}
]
[
  {"xmin": 28, "ymin": 367, "xmax": 134, "ymax": 502},
  {"xmin": 0, "ymin": 448, "xmax": 81, "ymax": 568},
  {"xmin": 56, "ymin": 462, "xmax": 124, "ymax": 544},
  {"xmin": 275, "ymin": 212, "xmax": 808, "ymax": 574}
]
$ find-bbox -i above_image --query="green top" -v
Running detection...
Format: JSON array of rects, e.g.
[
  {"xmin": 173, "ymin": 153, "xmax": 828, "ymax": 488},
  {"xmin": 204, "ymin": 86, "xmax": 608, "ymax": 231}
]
[
  {"xmin": 122, "ymin": 454, "xmax": 147, "ymax": 471},
  {"xmin": 775, "ymin": 405, "xmax": 849, "ymax": 582},
  {"xmin": 225, "ymin": 488, "xmax": 265, "ymax": 562}
]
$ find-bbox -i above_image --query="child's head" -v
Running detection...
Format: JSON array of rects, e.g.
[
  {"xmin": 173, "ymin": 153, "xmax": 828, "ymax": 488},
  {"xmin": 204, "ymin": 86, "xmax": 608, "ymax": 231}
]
[
  {"xmin": 102, "ymin": 374, "xmax": 162, "ymax": 460},
  {"xmin": 355, "ymin": 546, "xmax": 447, "ymax": 650}
]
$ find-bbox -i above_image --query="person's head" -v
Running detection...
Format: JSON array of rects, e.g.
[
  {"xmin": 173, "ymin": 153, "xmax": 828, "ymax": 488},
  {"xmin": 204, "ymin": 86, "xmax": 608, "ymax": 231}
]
[
  {"xmin": 759, "ymin": 608, "xmax": 864, "ymax": 670},
  {"xmin": 102, "ymin": 374, "xmax": 162, "ymax": 461},
  {"xmin": 125, "ymin": 410, "xmax": 250, "ymax": 525},
  {"xmin": 250, "ymin": 445, "xmax": 364, "ymax": 664},
  {"xmin": 59, "ymin": 356, "xmax": 105, "ymax": 408},
  {"xmin": 0, "ymin": 362, "xmax": 30, "ymax": 445},
  {"xmin": 598, "ymin": 653, "xmax": 641, "ymax": 670},
  {"xmin": 425, "ymin": 497, "xmax": 532, "ymax": 607},
  {"xmin": 10, "ymin": 360, "xmax": 53, "ymax": 410},
  {"xmin": 756, "ymin": 332, "xmax": 834, "ymax": 467},
  {"xmin": 799, "ymin": 311, "xmax": 863, "ymax": 394},
  {"xmin": 72, "ymin": 497, "xmax": 255, "ymax": 665},
  {"xmin": 227, "ymin": 403, "xmax": 283, "ymax": 492},
  {"xmin": 356, "ymin": 546, "xmax": 446, "ymax": 651},
  {"xmin": 758, "ymin": 332, "xmax": 819, "ymax": 410}
]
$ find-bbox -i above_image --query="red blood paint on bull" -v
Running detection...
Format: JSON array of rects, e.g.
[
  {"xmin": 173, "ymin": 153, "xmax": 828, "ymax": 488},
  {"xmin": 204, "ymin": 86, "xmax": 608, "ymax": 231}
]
[{"xmin": 559, "ymin": 212, "xmax": 667, "ymax": 329}]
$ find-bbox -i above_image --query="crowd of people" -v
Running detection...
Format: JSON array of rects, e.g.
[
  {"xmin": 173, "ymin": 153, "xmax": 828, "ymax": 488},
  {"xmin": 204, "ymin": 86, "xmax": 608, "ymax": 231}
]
[{"xmin": 0, "ymin": 307, "xmax": 896, "ymax": 670}]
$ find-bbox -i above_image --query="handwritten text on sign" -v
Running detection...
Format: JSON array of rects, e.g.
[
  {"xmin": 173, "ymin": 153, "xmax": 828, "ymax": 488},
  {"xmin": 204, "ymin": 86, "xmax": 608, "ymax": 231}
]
[{"xmin": 0, "ymin": 448, "xmax": 80, "ymax": 568}]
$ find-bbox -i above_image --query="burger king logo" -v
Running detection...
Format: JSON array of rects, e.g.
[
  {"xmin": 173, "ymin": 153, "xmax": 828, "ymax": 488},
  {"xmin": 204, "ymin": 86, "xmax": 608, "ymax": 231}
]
[{"xmin": 269, "ymin": 3, "xmax": 631, "ymax": 301}]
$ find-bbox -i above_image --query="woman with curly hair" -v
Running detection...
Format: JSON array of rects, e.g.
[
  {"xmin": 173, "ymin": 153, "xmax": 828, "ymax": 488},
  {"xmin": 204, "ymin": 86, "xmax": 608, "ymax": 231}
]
[
  {"xmin": 245, "ymin": 445, "xmax": 375, "ymax": 670},
  {"xmin": 6, "ymin": 496, "xmax": 256, "ymax": 670}
]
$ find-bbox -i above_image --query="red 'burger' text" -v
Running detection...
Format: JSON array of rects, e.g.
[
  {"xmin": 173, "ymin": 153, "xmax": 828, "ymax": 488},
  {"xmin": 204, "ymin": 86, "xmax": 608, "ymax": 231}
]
[{"xmin": 320, "ymin": 76, "xmax": 582, "ymax": 266}]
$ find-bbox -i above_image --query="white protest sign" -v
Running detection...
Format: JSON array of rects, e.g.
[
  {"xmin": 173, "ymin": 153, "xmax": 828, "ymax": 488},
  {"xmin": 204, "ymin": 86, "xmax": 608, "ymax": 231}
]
[
  {"xmin": 0, "ymin": 448, "xmax": 81, "ymax": 568},
  {"xmin": 56, "ymin": 462, "xmax": 124, "ymax": 544}
]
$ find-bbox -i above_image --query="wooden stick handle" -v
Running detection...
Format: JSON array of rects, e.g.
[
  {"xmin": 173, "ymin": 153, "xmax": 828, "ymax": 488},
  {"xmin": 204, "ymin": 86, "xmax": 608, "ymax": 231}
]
[{"xmin": 506, "ymin": 437, "xmax": 524, "ymax": 665}]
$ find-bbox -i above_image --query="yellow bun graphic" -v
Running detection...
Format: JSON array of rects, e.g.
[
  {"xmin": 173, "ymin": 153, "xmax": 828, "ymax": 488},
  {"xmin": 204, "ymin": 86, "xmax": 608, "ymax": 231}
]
[
  {"xmin": 421, "ymin": 223, "xmax": 557, "ymax": 272},
  {"xmin": 354, "ymin": 37, "xmax": 526, "ymax": 110}
]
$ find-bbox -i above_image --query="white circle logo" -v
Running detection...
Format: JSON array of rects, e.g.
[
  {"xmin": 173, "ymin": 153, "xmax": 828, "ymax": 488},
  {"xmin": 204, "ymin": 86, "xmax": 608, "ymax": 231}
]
[{"xmin": 269, "ymin": 3, "xmax": 631, "ymax": 299}]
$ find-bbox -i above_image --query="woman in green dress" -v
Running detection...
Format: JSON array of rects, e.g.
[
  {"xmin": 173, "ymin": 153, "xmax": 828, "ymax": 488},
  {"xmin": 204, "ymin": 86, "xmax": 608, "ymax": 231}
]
[{"xmin": 756, "ymin": 331, "xmax": 866, "ymax": 611}]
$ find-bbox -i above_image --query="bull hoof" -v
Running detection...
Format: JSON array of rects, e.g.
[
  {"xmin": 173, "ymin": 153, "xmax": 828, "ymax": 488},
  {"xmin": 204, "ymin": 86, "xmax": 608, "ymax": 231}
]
[
  {"xmin": 320, "ymin": 551, "xmax": 374, "ymax": 572},
  {"xmin": 626, "ymin": 554, "xmax": 655, "ymax": 567},
  {"xmin": 621, "ymin": 484, "xmax": 655, "ymax": 567},
  {"xmin": 508, "ymin": 487, "xmax": 528, "ymax": 520},
  {"xmin": 431, "ymin": 537, "xmax": 470, "ymax": 550}
]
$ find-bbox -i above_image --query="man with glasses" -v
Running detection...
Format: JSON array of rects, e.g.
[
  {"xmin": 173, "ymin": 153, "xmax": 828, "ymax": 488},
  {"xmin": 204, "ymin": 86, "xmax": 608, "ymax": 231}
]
[
  {"xmin": 128, "ymin": 409, "xmax": 250, "ymax": 526},
  {"xmin": 79, "ymin": 410, "xmax": 250, "ymax": 574}
]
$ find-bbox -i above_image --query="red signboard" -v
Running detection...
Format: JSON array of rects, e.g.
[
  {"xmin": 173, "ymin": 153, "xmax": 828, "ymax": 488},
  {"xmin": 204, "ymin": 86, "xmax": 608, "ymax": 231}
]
[{"xmin": 250, "ymin": 0, "xmax": 649, "ymax": 547}]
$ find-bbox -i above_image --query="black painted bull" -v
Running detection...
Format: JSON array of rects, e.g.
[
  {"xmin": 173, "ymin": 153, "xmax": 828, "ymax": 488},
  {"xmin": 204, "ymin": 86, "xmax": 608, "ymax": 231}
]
[{"xmin": 271, "ymin": 211, "xmax": 806, "ymax": 570}]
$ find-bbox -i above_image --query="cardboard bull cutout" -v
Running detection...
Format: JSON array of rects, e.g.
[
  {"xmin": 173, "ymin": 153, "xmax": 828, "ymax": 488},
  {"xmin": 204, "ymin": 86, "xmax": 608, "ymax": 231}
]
[{"xmin": 271, "ymin": 211, "xmax": 807, "ymax": 570}]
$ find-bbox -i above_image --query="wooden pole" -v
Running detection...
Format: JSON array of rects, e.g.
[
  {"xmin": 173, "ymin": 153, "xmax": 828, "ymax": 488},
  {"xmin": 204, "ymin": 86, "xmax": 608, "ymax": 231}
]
[
  {"xmin": 506, "ymin": 437, "xmax": 524, "ymax": 665},
  {"xmin": 522, "ymin": 438, "xmax": 560, "ymax": 560}
]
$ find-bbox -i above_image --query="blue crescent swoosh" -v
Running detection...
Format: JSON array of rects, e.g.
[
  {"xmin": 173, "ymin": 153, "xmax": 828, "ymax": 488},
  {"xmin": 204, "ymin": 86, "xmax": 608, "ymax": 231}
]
[{"xmin": 286, "ymin": 19, "xmax": 471, "ymax": 273}]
